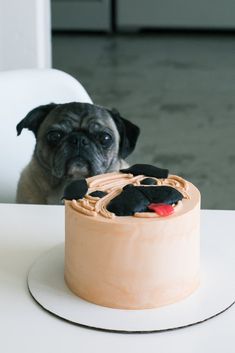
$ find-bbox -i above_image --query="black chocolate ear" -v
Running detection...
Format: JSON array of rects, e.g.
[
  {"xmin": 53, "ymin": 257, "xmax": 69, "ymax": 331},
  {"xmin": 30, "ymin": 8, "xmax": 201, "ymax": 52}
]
[
  {"xmin": 120, "ymin": 164, "xmax": 169, "ymax": 178},
  {"xmin": 109, "ymin": 108, "xmax": 140, "ymax": 159},
  {"xmin": 62, "ymin": 179, "xmax": 88, "ymax": 200},
  {"xmin": 16, "ymin": 103, "xmax": 57, "ymax": 137}
]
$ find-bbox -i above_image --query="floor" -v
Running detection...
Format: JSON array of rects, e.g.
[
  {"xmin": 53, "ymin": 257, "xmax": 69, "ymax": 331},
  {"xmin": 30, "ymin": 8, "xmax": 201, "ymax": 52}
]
[{"xmin": 52, "ymin": 32, "xmax": 235, "ymax": 210}]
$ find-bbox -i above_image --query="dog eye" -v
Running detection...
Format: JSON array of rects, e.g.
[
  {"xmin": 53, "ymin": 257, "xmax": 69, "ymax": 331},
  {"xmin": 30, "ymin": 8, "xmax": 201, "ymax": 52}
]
[
  {"xmin": 47, "ymin": 131, "xmax": 63, "ymax": 145},
  {"xmin": 99, "ymin": 132, "xmax": 113, "ymax": 147}
]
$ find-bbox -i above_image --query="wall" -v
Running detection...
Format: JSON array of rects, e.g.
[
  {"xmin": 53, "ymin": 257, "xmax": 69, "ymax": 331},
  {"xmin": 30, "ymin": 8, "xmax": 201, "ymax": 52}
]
[{"xmin": 0, "ymin": 0, "xmax": 51, "ymax": 70}]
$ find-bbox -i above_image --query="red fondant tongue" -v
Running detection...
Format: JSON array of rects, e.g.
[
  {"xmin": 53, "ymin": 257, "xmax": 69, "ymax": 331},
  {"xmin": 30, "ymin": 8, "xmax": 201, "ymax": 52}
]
[{"xmin": 148, "ymin": 203, "xmax": 174, "ymax": 217}]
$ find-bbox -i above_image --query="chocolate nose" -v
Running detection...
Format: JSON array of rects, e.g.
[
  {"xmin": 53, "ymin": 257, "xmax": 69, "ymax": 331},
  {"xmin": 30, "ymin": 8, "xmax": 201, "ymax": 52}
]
[{"xmin": 69, "ymin": 132, "xmax": 89, "ymax": 147}]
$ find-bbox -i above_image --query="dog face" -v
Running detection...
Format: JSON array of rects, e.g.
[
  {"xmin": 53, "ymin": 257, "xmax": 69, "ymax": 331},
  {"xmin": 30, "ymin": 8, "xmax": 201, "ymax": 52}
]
[{"xmin": 16, "ymin": 102, "xmax": 140, "ymax": 180}]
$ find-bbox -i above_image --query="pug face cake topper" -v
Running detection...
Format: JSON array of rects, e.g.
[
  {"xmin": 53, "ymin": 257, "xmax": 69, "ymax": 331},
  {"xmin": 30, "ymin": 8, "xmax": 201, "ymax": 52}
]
[{"xmin": 63, "ymin": 164, "xmax": 190, "ymax": 218}]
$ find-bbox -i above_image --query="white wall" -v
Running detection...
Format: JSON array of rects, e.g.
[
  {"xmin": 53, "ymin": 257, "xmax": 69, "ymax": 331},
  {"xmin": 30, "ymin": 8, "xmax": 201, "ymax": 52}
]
[{"xmin": 0, "ymin": 0, "xmax": 52, "ymax": 71}]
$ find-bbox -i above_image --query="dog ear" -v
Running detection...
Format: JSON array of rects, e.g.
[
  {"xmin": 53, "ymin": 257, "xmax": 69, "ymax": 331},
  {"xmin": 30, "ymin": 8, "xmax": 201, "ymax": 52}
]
[
  {"xmin": 109, "ymin": 108, "xmax": 140, "ymax": 159},
  {"xmin": 16, "ymin": 103, "xmax": 57, "ymax": 137}
]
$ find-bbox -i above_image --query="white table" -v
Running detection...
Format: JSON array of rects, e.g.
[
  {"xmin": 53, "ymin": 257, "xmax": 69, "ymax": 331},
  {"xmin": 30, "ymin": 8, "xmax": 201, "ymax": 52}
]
[{"xmin": 0, "ymin": 204, "xmax": 234, "ymax": 353}]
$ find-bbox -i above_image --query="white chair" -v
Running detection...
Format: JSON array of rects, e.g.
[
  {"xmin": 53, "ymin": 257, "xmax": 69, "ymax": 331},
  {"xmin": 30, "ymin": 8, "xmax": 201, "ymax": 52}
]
[{"xmin": 0, "ymin": 68, "xmax": 93, "ymax": 203}]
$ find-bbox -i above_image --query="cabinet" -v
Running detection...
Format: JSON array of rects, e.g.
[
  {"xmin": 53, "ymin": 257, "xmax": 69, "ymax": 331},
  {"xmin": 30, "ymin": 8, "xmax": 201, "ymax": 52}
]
[
  {"xmin": 51, "ymin": 0, "xmax": 235, "ymax": 32},
  {"xmin": 51, "ymin": 0, "xmax": 111, "ymax": 31},
  {"xmin": 117, "ymin": 0, "xmax": 235, "ymax": 31}
]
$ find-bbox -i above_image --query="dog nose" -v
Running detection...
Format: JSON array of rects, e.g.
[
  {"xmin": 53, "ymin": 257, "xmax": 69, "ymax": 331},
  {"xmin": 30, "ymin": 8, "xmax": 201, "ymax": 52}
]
[{"xmin": 69, "ymin": 132, "xmax": 89, "ymax": 147}]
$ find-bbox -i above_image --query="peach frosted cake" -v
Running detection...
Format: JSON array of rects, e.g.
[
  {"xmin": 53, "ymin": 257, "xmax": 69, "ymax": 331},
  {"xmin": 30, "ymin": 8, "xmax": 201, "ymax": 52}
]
[{"xmin": 63, "ymin": 164, "xmax": 201, "ymax": 309}]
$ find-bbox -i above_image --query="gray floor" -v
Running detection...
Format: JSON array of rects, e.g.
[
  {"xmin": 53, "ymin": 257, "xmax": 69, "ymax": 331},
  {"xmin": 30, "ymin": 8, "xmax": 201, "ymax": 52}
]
[{"xmin": 52, "ymin": 33, "xmax": 235, "ymax": 210}]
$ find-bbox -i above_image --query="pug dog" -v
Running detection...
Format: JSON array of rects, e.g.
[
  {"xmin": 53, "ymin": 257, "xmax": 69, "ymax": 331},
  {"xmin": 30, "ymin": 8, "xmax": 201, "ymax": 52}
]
[{"xmin": 16, "ymin": 102, "xmax": 140, "ymax": 204}]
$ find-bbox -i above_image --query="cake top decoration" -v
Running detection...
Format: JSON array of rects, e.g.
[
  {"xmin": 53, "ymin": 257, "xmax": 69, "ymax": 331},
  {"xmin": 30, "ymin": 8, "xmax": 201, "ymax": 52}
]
[
  {"xmin": 62, "ymin": 179, "xmax": 88, "ymax": 200},
  {"xmin": 63, "ymin": 164, "xmax": 190, "ymax": 219},
  {"xmin": 148, "ymin": 203, "xmax": 174, "ymax": 217},
  {"xmin": 120, "ymin": 164, "xmax": 169, "ymax": 178},
  {"xmin": 89, "ymin": 190, "xmax": 108, "ymax": 198},
  {"xmin": 107, "ymin": 185, "xmax": 183, "ymax": 216}
]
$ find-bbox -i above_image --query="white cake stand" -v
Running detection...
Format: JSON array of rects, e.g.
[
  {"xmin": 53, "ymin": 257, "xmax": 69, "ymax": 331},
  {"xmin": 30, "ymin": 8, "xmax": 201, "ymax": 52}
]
[{"xmin": 27, "ymin": 229, "xmax": 235, "ymax": 333}]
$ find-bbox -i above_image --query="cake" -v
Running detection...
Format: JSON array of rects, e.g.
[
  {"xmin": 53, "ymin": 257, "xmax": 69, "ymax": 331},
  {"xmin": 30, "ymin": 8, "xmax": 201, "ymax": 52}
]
[{"xmin": 64, "ymin": 164, "xmax": 201, "ymax": 310}]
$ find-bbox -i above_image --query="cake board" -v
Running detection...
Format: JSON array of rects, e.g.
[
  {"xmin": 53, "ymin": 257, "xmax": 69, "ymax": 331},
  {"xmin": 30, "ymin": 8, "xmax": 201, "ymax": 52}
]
[{"xmin": 27, "ymin": 234, "xmax": 235, "ymax": 333}]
